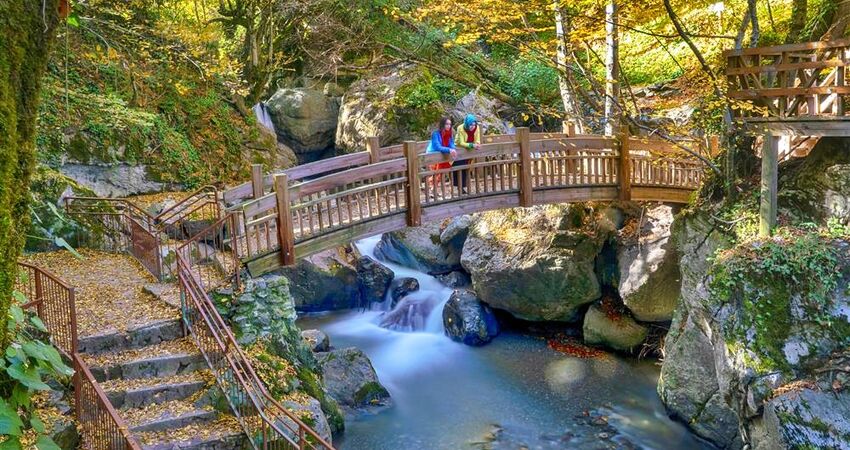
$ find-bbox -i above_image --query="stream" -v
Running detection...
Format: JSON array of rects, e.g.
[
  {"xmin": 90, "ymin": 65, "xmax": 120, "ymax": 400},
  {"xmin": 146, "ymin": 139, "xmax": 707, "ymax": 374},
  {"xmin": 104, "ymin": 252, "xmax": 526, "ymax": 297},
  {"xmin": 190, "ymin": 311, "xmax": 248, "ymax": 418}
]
[{"xmin": 297, "ymin": 236, "xmax": 710, "ymax": 450}]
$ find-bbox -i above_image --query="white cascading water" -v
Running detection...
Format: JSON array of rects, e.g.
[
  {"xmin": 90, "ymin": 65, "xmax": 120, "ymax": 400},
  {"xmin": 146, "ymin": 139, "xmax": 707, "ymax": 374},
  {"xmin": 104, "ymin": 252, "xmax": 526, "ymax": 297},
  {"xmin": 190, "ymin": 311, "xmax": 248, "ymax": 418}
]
[
  {"xmin": 316, "ymin": 235, "xmax": 463, "ymax": 388},
  {"xmin": 252, "ymin": 102, "xmax": 276, "ymax": 134}
]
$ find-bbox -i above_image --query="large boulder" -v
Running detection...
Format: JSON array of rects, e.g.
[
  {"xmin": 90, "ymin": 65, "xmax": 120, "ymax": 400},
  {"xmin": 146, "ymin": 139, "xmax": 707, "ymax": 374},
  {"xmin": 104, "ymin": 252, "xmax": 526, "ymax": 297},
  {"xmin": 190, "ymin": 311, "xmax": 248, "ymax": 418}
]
[
  {"xmin": 374, "ymin": 222, "xmax": 462, "ymax": 274},
  {"xmin": 335, "ymin": 71, "xmax": 409, "ymax": 153},
  {"xmin": 316, "ymin": 347, "xmax": 391, "ymax": 408},
  {"xmin": 615, "ymin": 204, "xmax": 681, "ymax": 322},
  {"xmin": 277, "ymin": 248, "xmax": 362, "ymax": 312},
  {"xmin": 448, "ymin": 90, "xmax": 510, "ymax": 135},
  {"xmin": 356, "ymin": 256, "xmax": 394, "ymax": 305},
  {"xmin": 460, "ymin": 205, "xmax": 605, "ymax": 322},
  {"xmin": 442, "ymin": 289, "xmax": 500, "ymax": 346},
  {"xmin": 266, "ymin": 88, "xmax": 340, "ymax": 153},
  {"xmin": 582, "ymin": 302, "xmax": 648, "ymax": 352},
  {"xmin": 58, "ymin": 164, "xmax": 165, "ymax": 197}
]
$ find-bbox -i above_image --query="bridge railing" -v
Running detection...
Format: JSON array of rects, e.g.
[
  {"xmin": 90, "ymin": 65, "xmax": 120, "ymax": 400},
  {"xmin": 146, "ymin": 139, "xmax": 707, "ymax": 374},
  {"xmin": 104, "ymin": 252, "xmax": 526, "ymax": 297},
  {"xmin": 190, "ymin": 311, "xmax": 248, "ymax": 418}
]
[
  {"xmin": 233, "ymin": 130, "xmax": 708, "ymax": 271},
  {"xmin": 725, "ymin": 38, "xmax": 850, "ymax": 119}
]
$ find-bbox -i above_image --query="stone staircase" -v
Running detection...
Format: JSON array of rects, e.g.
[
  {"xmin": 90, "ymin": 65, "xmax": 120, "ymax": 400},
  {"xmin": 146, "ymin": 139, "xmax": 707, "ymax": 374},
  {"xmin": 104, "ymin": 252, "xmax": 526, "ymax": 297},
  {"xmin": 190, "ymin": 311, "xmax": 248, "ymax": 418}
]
[{"xmin": 77, "ymin": 317, "xmax": 247, "ymax": 449}]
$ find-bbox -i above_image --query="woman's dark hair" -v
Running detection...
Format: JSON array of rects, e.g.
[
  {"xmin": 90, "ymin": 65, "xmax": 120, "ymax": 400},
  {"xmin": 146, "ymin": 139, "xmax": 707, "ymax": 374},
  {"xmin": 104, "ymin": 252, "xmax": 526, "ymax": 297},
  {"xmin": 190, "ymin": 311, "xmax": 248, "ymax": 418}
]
[{"xmin": 438, "ymin": 117, "xmax": 451, "ymax": 130}]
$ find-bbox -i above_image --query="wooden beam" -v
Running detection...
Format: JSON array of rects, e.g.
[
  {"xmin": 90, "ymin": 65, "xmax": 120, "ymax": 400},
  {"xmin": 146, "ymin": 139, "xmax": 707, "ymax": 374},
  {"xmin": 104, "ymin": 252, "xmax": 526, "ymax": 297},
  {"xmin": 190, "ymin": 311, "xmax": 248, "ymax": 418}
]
[
  {"xmin": 366, "ymin": 136, "xmax": 381, "ymax": 164},
  {"xmin": 404, "ymin": 142, "xmax": 422, "ymax": 227},
  {"xmin": 251, "ymin": 164, "xmax": 264, "ymax": 199},
  {"xmin": 617, "ymin": 133, "xmax": 631, "ymax": 201},
  {"xmin": 517, "ymin": 127, "xmax": 533, "ymax": 207},
  {"xmin": 759, "ymin": 134, "xmax": 779, "ymax": 237},
  {"xmin": 274, "ymin": 174, "xmax": 296, "ymax": 266}
]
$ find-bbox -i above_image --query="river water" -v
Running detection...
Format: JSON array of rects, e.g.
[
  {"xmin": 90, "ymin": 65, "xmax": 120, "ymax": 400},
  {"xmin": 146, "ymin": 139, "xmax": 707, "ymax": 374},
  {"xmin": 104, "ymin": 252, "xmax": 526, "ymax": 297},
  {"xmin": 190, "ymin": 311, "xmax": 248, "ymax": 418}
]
[{"xmin": 297, "ymin": 236, "xmax": 710, "ymax": 450}]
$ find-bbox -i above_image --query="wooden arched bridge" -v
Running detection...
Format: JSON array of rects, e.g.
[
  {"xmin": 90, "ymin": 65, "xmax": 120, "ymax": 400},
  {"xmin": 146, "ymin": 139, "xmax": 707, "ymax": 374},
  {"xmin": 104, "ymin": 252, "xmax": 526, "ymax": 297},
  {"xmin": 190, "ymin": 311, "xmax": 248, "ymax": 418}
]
[{"xmin": 222, "ymin": 128, "xmax": 709, "ymax": 276}]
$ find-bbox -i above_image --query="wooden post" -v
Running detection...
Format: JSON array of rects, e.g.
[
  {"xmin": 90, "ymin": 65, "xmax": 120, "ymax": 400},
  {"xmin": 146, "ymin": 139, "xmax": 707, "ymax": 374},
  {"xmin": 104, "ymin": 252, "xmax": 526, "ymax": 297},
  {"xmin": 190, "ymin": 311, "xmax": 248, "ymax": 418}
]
[
  {"xmin": 274, "ymin": 174, "xmax": 296, "ymax": 266},
  {"xmin": 367, "ymin": 137, "xmax": 381, "ymax": 164},
  {"xmin": 251, "ymin": 164, "xmax": 264, "ymax": 199},
  {"xmin": 708, "ymin": 135, "xmax": 720, "ymax": 157},
  {"xmin": 618, "ymin": 133, "xmax": 631, "ymax": 201},
  {"xmin": 404, "ymin": 142, "xmax": 422, "ymax": 227},
  {"xmin": 562, "ymin": 120, "xmax": 575, "ymax": 136},
  {"xmin": 517, "ymin": 127, "xmax": 533, "ymax": 207},
  {"xmin": 759, "ymin": 134, "xmax": 779, "ymax": 237}
]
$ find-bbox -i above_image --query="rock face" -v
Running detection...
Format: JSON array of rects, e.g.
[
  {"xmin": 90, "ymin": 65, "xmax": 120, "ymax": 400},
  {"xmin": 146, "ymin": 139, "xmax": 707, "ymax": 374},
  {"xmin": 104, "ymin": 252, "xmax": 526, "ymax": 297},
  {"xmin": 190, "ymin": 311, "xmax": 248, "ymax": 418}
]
[
  {"xmin": 615, "ymin": 204, "xmax": 681, "ymax": 322},
  {"xmin": 374, "ymin": 222, "xmax": 462, "ymax": 274},
  {"xmin": 582, "ymin": 302, "xmax": 648, "ymax": 352},
  {"xmin": 356, "ymin": 256, "xmax": 394, "ymax": 305},
  {"xmin": 301, "ymin": 329, "xmax": 330, "ymax": 352},
  {"xmin": 460, "ymin": 205, "xmax": 605, "ymax": 322},
  {"xmin": 266, "ymin": 88, "xmax": 340, "ymax": 154},
  {"xmin": 59, "ymin": 164, "xmax": 166, "ymax": 197},
  {"xmin": 760, "ymin": 389, "xmax": 850, "ymax": 449},
  {"xmin": 277, "ymin": 248, "xmax": 361, "ymax": 312},
  {"xmin": 779, "ymin": 137, "xmax": 850, "ymax": 224},
  {"xmin": 317, "ymin": 347, "xmax": 391, "ymax": 408},
  {"xmin": 442, "ymin": 289, "xmax": 500, "ymax": 346},
  {"xmin": 659, "ymin": 205, "xmax": 850, "ymax": 449}
]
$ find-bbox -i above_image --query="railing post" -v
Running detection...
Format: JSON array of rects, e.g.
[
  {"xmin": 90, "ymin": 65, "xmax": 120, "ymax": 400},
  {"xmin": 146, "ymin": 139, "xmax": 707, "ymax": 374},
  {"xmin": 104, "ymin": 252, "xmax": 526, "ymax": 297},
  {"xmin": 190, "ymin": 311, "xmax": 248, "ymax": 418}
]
[
  {"xmin": 759, "ymin": 134, "xmax": 779, "ymax": 237},
  {"xmin": 34, "ymin": 269, "xmax": 43, "ymax": 318},
  {"xmin": 367, "ymin": 136, "xmax": 381, "ymax": 164},
  {"xmin": 708, "ymin": 135, "xmax": 720, "ymax": 156},
  {"xmin": 273, "ymin": 174, "xmax": 296, "ymax": 266},
  {"xmin": 251, "ymin": 164, "xmax": 264, "ymax": 199},
  {"xmin": 404, "ymin": 142, "xmax": 422, "ymax": 227},
  {"xmin": 517, "ymin": 127, "xmax": 533, "ymax": 207},
  {"xmin": 618, "ymin": 133, "xmax": 632, "ymax": 201}
]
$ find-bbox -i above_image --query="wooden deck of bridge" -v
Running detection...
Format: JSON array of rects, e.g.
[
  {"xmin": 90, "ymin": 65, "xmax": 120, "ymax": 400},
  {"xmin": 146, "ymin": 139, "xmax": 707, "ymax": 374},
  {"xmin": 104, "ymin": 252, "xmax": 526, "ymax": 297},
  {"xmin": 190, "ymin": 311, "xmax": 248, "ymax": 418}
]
[
  {"xmin": 218, "ymin": 129, "xmax": 709, "ymax": 276},
  {"xmin": 725, "ymin": 38, "xmax": 850, "ymax": 235}
]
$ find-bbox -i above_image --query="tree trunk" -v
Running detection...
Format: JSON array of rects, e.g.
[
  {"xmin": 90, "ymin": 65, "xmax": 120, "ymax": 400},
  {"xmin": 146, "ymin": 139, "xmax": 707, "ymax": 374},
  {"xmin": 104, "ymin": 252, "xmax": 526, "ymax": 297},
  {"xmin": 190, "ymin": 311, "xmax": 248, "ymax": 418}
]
[
  {"xmin": 554, "ymin": 1, "xmax": 585, "ymax": 133},
  {"xmin": 748, "ymin": 0, "xmax": 760, "ymax": 46},
  {"xmin": 786, "ymin": 0, "xmax": 808, "ymax": 43},
  {"xmin": 0, "ymin": 1, "xmax": 61, "ymax": 346},
  {"xmin": 604, "ymin": 0, "xmax": 620, "ymax": 136},
  {"xmin": 827, "ymin": 0, "xmax": 850, "ymax": 40}
]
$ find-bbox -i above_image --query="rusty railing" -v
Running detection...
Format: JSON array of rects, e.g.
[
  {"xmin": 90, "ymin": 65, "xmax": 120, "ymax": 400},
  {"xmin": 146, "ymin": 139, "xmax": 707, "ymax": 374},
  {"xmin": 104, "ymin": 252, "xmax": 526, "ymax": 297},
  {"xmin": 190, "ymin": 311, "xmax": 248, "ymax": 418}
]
[
  {"xmin": 14, "ymin": 262, "xmax": 141, "ymax": 449},
  {"xmin": 16, "ymin": 262, "xmax": 78, "ymax": 357},
  {"xmin": 177, "ymin": 249, "xmax": 333, "ymax": 449},
  {"xmin": 73, "ymin": 354, "xmax": 141, "ymax": 450}
]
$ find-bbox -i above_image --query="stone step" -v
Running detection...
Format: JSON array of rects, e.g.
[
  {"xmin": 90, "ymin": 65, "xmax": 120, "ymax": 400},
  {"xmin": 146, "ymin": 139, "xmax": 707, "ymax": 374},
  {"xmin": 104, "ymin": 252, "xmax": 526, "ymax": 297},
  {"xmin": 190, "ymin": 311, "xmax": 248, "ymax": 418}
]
[
  {"xmin": 83, "ymin": 338, "xmax": 205, "ymax": 383},
  {"xmin": 137, "ymin": 416, "xmax": 248, "ymax": 450},
  {"xmin": 124, "ymin": 399, "xmax": 218, "ymax": 434},
  {"xmin": 78, "ymin": 318, "xmax": 184, "ymax": 355},
  {"xmin": 102, "ymin": 371, "xmax": 211, "ymax": 409}
]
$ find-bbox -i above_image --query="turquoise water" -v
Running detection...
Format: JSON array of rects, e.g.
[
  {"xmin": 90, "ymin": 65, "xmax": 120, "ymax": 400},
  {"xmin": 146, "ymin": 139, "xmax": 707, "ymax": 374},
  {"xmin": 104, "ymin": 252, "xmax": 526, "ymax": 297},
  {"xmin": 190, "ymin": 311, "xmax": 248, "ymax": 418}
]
[{"xmin": 297, "ymin": 236, "xmax": 709, "ymax": 449}]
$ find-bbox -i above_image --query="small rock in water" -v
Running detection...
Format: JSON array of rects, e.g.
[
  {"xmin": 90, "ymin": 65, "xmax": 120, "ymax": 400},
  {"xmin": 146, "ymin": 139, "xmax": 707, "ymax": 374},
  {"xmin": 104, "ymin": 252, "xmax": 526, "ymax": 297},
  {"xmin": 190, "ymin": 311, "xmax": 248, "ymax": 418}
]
[
  {"xmin": 442, "ymin": 289, "xmax": 499, "ymax": 346},
  {"xmin": 436, "ymin": 271, "xmax": 471, "ymax": 288},
  {"xmin": 316, "ymin": 347, "xmax": 391, "ymax": 408},
  {"xmin": 356, "ymin": 256, "xmax": 394, "ymax": 305},
  {"xmin": 390, "ymin": 277, "xmax": 420, "ymax": 304},
  {"xmin": 301, "ymin": 329, "xmax": 330, "ymax": 352}
]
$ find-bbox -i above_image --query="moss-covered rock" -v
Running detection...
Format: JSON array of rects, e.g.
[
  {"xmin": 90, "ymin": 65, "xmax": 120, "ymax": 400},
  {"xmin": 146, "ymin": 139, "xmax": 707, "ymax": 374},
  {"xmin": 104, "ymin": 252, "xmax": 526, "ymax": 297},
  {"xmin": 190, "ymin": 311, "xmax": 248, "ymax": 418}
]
[
  {"xmin": 582, "ymin": 302, "xmax": 649, "ymax": 352},
  {"xmin": 276, "ymin": 247, "xmax": 363, "ymax": 312},
  {"xmin": 316, "ymin": 347, "xmax": 391, "ymax": 409}
]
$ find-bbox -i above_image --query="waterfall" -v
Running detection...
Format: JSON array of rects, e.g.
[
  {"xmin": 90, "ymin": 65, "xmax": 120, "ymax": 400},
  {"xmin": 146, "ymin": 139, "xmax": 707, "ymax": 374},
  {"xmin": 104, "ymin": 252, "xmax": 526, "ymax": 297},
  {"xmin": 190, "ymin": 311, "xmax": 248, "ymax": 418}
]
[{"xmin": 252, "ymin": 102, "xmax": 276, "ymax": 134}]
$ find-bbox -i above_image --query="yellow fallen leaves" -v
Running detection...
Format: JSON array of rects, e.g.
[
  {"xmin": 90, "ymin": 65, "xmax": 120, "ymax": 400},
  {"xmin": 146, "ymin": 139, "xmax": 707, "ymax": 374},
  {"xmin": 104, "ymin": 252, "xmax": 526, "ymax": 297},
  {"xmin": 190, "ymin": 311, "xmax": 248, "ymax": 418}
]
[{"xmin": 22, "ymin": 249, "xmax": 179, "ymax": 337}]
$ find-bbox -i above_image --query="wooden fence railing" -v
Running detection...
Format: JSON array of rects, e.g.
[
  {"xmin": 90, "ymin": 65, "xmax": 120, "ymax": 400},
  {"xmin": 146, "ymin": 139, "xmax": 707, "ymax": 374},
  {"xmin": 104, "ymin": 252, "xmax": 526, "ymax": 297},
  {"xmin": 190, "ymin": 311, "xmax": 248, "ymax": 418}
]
[
  {"xmin": 15, "ymin": 262, "xmax": 141, "ymax": 450},
  {"xmin": 725, "ymin": 38, "xmax": 850, "ymax": 119},
  {"xmin": 228, "ymin": 130, "xmax": 706, "ymax": 274}
]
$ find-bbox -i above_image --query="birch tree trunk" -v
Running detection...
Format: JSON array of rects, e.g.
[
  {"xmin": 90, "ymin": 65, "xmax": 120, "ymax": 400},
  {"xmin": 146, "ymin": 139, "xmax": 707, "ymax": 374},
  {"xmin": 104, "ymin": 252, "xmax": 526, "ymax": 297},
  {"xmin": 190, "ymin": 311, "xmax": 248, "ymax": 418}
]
[
  {"xmin": 604, "ymin": 0, "xmax": 620, "ymax": 136},
  {"xmin": 554, "ymin": 1, "xmax": 585, "ymax": 133}
]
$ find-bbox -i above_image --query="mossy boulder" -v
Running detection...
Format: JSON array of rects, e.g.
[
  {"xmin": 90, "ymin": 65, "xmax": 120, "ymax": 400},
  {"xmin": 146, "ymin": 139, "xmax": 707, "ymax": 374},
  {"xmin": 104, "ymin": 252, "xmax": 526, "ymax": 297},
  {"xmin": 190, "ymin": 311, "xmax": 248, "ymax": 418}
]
[
  {"xmin": 276, "ymin": 247, "xmax": 362, "ymax": 312},
  {"xmin": 374, "ymin": 221, "xmax": 463, "ymax": 274},
  {"xmin": 266, "ymin": 88, "xmax": 340, "ymax": 154},
  {"xmin": 760, "ymin": 388, "xmax": 850, "ymax": 449},
  {"xmin": 779, "ymin": 137, "xmax": 850, "ymax": 224},
  {"xmin": 316, "ymin": 347, "xmax": 391, "ymax": 409}
]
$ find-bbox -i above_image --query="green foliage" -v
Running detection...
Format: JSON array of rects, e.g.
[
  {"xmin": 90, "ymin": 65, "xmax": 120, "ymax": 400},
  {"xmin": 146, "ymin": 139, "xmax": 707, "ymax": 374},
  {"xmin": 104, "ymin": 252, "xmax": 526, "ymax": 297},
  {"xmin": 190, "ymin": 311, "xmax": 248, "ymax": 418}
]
[
  {"xmin": 0, "ymin": 287, "xmax": 73, "ymax": 449},
  {"xmin": 496, "ymin": 59, "xmax": 559, "ymax": 107},
  {"xmin": 708, "ymin": 231, "xmax": 844, "ymax": 372},
  {"xmin": 392, "ymin": 69, "xmax": 464, "ymax": 133}
]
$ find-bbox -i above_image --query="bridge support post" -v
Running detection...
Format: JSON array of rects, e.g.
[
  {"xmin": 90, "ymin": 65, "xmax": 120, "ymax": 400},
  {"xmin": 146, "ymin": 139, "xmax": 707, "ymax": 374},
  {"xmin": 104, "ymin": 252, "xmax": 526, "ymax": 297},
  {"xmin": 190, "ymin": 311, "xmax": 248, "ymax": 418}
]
[
  {"xmin": 251, "ymin": 164, "xmax": 264, "ymax": 199},
  {"xmin": 367, "ymin": 137, "xmax": 381, "ymax": 164},
  {"xmin": 618, "ymin": 134, "xmax": 631, "ymax": 201},
  {"xmin": 759, "ymin": 134, "xmax": 779, "ymax": 237},
  {"xmin": 274, "ymin": 174, "xmax": 296, "ymax": 266},
  {"xmin": 404, "ymin": 142, "xmax": 422, "ymax": 227},
  {"xmin": 517, "ymin": 127, "xmax": 533, "ymax": 207}
]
